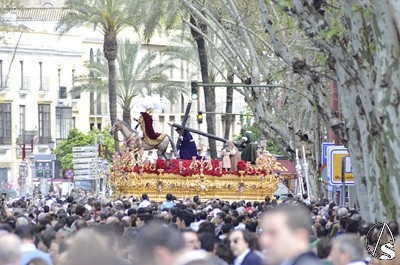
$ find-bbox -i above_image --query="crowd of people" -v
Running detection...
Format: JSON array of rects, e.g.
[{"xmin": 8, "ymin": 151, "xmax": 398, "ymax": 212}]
[{"xmin": 0, "ymin": 191, "xmax": 399, "ymax": 265}]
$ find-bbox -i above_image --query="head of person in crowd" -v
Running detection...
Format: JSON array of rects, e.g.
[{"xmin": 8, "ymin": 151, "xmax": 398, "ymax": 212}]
[
  {"xmin": 182, "ymin": 228, "xmax": 201, "ymax": 250},
  {"xmin": 62, "ymin": 229, "xmax": 124, "ymax": 265},
  {"xmin": 137, "ymin": 213, "xmax": 152, "ymax": 227},
  {"xmin": 316, "ymin": 237, "xmax": 332, "ymax": 260},
  {"xmin": 0, "ymin": 232, "xmax": 22, "ymax": 265},
  {"xmin": 259, "ymin": 205, "xmax": 318, "ymax": 265},
  {"xmin": 176, "ymin": 211, "xmax": 194, "ymax": 230},
  {"xmin": 134, "ymin": 225, "xmax": 188, "ymax": 265},
  {"xmin": 228, "ymin": 229, "xmax": 263, "ymax": 265},
  {"xmin": 329, "ymin": 234, "xmax": 365, "ymax": 265}
]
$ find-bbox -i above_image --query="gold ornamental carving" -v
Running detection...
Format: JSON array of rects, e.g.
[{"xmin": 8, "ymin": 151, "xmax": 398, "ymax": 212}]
[{"xmin": 109, "ymin": 148, "xmax": 281, "ymax": 201}]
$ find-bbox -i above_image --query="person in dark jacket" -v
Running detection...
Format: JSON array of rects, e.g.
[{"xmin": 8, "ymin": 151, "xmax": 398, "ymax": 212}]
[{"xmin": 228, "ymin": 229, "xmax": 264, "ymax": 265}]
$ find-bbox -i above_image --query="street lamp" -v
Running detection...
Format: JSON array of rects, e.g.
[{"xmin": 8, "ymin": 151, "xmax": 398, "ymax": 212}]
[
  {"xmin": 102, "ymin": 160, "xmax": 109, "ymax": 196},
  {"xmin": 294, "ymin": 149, "xmax": 304, "ymax": 196},
  {"xmin": 48, "ymin": 139, "xmax": 55, "ymax": 153},
  {"xmin": 26, "ymin": 155, "xmax": 36, "ymax": 197},
  {"xmin": 96, "ymin": 158, "xmax": 103, "ymax": 193},
  {"xmin": 19, "ymin": 161, "xmax": 28, "ymax": 197}
]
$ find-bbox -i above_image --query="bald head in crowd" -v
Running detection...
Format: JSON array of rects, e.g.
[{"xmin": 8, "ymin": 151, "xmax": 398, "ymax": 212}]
[{"xmin": 0, "ymin": 232, "xmax": 22, "ymax": 265}]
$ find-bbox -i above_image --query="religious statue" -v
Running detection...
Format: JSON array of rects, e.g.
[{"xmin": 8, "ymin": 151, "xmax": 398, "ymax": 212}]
[
  {"xmin": 135, "ymin": 108, "xmax": 166, "ymax": 146},
  {"xmin": 221, "ymin": 145, "xmax": 232, "ymax": 171},
  {"xmin": 226, "ymin": 140, "xmax": 241, "ymax": 171},
  {"xmin": 177, "ymin": 129, "xmax": 199, "ymax": 160},
  {"xmin": 239, "ymin": 129, "xmax": 257, "ymax": 164}
]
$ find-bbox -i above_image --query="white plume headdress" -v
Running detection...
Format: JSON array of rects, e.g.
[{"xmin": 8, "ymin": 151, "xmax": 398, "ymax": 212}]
[{"xmin": 135, "ymin": 96, "xmax": 165, "ymax": 112}]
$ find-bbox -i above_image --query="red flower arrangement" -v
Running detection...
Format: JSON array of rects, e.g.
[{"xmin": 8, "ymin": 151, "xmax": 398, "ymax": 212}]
[{"xmin": 111, "ymin": 150, "xmax": 255, "ymax": 177}]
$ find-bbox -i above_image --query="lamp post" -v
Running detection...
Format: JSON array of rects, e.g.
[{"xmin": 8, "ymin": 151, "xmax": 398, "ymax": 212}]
[
  {"xmin": 48, "ymin": 139, "xmax": 55, "ymax": 153},
  {"xmin": 295, "ymin": 149, "xmax": 304, "ymax": 196},
  {"xmin": 302, "ymin": 146, "xmax": 311, "ymax": 201},
  {"xmin": 102, "ymin": 160, "xmax": 109, "ymax": 196},
  {"xmin": 19, "ymin": 161, "xmax": 28, "ymax": 197},
  {"xmin": 27, "ymin": 155, "xmax": 36, "ymax": 197},
  {"xmin": 96, "ymin": 158, "xmax": 103, "ymax": 193}
]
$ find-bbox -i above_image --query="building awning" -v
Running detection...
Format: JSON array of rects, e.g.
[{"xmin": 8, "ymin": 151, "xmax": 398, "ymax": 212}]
[{"xmin": 273, "ymin": 159, "xmax": 297, "ymax": 177}]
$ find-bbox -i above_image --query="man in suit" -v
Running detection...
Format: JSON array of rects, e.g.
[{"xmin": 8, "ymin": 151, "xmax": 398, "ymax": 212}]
[
  {"xmin": 259, "ymin": 205, "xmax": 322, "ymax": 265},
  {"xmin": 228, "ymin": 229, "xmax": 264, "ymax": 265}
]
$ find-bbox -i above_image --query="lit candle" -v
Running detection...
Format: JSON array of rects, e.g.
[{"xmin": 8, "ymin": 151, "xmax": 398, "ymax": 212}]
[
  {"xmin": 295, "ymin": 149, "xmax": 299, "ymax": 159},
  {"xmin": 179, "ymin": 161, "xmax": 183, "ymax": 170},
  {"xmin": 302, "ymin": 146, "xmax": 306, "ymax": 163}
]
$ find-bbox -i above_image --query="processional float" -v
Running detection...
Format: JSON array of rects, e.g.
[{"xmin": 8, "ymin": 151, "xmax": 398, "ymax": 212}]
[{"xmin": 109, "ymin": 101, "xmax": 293, "ymax": 201}]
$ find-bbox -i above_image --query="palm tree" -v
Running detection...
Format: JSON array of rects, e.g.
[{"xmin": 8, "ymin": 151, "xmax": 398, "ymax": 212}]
[
  {"xmin": 71, "ymin": 38, "xmax": 187, "ymax": 128},
  {"xmin": 57, "ymin": 0, "xmax": 161, "ymax": 151}
]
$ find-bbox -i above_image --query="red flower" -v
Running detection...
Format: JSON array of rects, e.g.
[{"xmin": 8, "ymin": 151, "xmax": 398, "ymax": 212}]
[{"xmin": 237, "ymin": 160, "xmax": 246, "ymax": 170}]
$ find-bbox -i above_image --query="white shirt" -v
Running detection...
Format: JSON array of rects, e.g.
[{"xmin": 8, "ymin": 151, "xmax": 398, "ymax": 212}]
[
  {"xmin": 21, "ymin": 243, "xmax": 36, "ymax": 252},
  {"xmin": 234, "ymin": 248, "xmax": 250, "ymax": 265},
  {"xmin": 190, "ymin": 220, "xmax": 206, "ymax": 232},
  {"xmin": 235, "ymin": 223, "xmax": 246, "ymax": 230},
  {"xmin": 138, "ymin": 200, "xmax": 151, "ymax": 208}
]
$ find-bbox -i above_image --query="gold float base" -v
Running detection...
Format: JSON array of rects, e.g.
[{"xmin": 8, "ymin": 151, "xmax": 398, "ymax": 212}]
[{"xmin": 110, "ymin": 173, "xmax": 280, "ymax": 202}]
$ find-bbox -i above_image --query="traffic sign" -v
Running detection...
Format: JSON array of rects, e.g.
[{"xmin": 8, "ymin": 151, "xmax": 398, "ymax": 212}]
[
  {"xmin": 327, "ymin": 147, "xmax": 354, "ymax": 185},
  {"xmin": 72, "ymin": 163, "xmax": 96, "ymax": 170},
  {"xmin": 64, "ymin": 169, "xmax": 74, "ymax": 179},
  {"xmin": 72, "ymin": 158, "xmax": 96, "ymax": 164},
  {"xmin": 72, "ymin": 152, "xmax": 98, "ymax": 158},
  {"xmin": 321, "ymin": 142, "xmax": 335, "ymax": 164},
  {"xmin": 74, "ymin": 169, "xmax": 97, "ymax": 175},
  {"xmin": 73, "ymin": 146, "xmax": 98, "ymax": 152},
  {"xmin": 73, "ymin": 175, "xmax": 96, "ymax": 180}
]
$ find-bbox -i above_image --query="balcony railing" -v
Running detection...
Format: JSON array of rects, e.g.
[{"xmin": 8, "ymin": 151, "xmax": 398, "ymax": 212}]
[
  {"xmin": 40, "ymin": 77, "xmax": 50, "ymax": 91},
  {"xmin": 38, "ymin": 136, "xmax": 51, "ymax": 145},
  {"xmin": 20, "ymin": 76, "xmax": 31, "ymax": 90},
  {"xmin": 0, "ymin": 136, "xmax": 11, "ymax": 145},
  {"xmin": 0, "ymin": 75, "xmax": 7, "ymax": 89},
  {"xmin": 59, "ymin": 86, "xmax": 67, "ymax": 99},
  {"xmin": 17, "ymin": 130, "xmax": 36, "ymax": 145},
  {"xmin": 90, "ymin": 102, "xmax": 108, "ymax": 116}
]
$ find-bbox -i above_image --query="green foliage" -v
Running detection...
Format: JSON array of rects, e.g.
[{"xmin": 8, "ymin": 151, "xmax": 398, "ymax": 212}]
[
  {"xmin": 266, "ymin": 140, "xmax": 288, "ymax": 156},
  {"xmin": 72, "ymin": 39, "xmax": 187, "ymax": 111},
  {"xmin": 277, "ymin": 0, "xmax": 293, "ymax": 12},
  {"xmin": 233, "ymin": 125, "xmax": 287, "ymax": 156},
  {"xmin": 54, "ymin": 127, "xmax": 115, "ymax": 170},
  {"xmin": 351, "ymin": 4, "xmax": 372, "ymax": 19}
]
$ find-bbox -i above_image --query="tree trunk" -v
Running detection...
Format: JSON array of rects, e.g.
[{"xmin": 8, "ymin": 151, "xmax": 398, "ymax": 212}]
[
  {"xmin": 190, "ymin": 14, "xmax": 217, "ymax": 158},
  {"xmin": 122, "ymin": 105, "xmax": 131, "ymax": 128},
  {"xmin": 104, "ymin": 33, "xmax": 119, "ymax": 152},
  {"xmin": 224, "ymin": 73, "xmax": 234, "ymax": 140},
  {"xmin": 255, "ymin": 0, "xmax": 400, "ymax": 222}
]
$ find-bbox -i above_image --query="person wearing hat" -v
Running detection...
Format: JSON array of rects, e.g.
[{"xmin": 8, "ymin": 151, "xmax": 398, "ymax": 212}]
[{"xmin": 176, "ymin": 129, "xmax": 199, "ymax": 160}]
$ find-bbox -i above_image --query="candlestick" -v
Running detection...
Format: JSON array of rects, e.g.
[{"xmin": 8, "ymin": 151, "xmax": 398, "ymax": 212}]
[{"xmin": 104, "ymin": 145, "xmax": 109, "ymax": 160}]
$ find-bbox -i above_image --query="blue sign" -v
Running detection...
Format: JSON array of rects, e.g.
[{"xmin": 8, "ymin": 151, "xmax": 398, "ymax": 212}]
[{"xmin": 321, "ymin": 142, "xmax": 335, "ymax": 164}]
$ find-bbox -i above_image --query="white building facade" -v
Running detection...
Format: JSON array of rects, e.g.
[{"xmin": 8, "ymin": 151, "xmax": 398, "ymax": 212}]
[{"xmin": 0, "ymin": 6, "xmax": 246, "ymax": 191}]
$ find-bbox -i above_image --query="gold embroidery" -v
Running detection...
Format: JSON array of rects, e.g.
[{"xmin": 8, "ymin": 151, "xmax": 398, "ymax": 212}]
[{"xmin": 139, "ymin": 116, "xmax": 166, "ymax": 146}]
